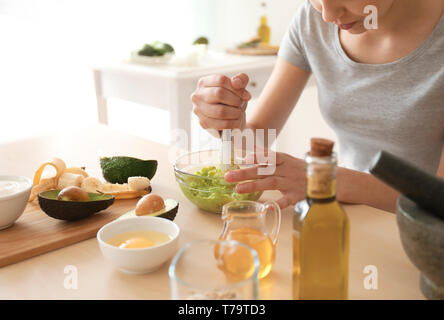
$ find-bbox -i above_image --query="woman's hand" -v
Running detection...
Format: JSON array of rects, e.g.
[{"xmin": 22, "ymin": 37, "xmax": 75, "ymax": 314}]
[
  {"xmin": 224, "ymin": 149, "xmax": 306, "ymax": 209},
  {"xmin": 191, "ymin": 73, "xmax": 252, "ymax": 132},
  {"xmin": 223, "ymin": 147, "xmax": 403, "ymax": 212}
]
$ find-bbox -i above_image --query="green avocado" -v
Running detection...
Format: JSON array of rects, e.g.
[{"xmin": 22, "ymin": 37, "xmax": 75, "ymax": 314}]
[
  {"xmin": 138, "ymin": 44, "xmax": 157, "ymax": 56},
  {"xmin": 100, "ymin": 156, "xmax": 157, "ymax": 184},
  {"xmin": 193, "ymin": 36, "xmax": 209, "ymax": 45},
  {"xmin": 138, "ymin": 42, "xmax": 175, "ymax": 57},
  {"xmin": 118, "ymin": 199, "xmax": 179, "ymax": 221},
  {"xmin": 151, "ymin": 41, "xmax": 175, "ymax": 55},
  {"xmin": 160, "ymin": 42, "xmax": 175, "ymax": 53},
  {"xmin": 38, "ymin": 190, "xmax": 114, "ymax": 221}
]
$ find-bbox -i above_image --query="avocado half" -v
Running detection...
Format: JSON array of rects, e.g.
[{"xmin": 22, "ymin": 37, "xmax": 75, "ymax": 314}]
[
  {"xmin": 38, "ymin": 190, "xmax": 115, "ymax": 221},
  {"xmin": 118, "ymin": 199, "xmax": 179, "ymax": 221}
]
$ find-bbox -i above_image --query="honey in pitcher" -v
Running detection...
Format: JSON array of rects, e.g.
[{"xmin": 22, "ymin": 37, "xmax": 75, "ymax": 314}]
[
  {"xmin": 214, "ymin": 241, "xmax": 256, "ymax": 281},
  {"xmin": 219, "ymin": 227, "xmax": 275, "ymax": 279}
]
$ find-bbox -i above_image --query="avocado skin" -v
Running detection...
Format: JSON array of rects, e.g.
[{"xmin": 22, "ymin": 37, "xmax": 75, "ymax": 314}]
[
  {"xmin": 159, "ymin": 43, "xmax": 174, "ymax": 54},
  {"xmin": 138, "ymin": 42, "xmax": 174, "ymax": 57},
  {"xmin": 38, "ymin": 191, "xmax": 115, "ymax": 221},
  {"xmin": 193, "ymin": 37, "xmax": 209, "ymax": 45},
  {"xmin": 149, "ymin": 203, "xmax": 179, "ymax": 221},
  {"xmin": 100, "ymin": 157, "xmax": 158, "ymax": 184},
  {"xmin": 138, "ymin": 45, "xmax": 157, "ymax": 56}
]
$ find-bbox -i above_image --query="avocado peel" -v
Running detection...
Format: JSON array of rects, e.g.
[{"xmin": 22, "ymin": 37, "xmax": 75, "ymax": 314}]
[
  {"xmin": 118, "ymin": 199, "xmax": 179, "ymax": 221},
  {"xmin": 38, "ymin": 190, "xmax": 115, "ymax": 221},
  {"xmin": 193, "ymin": 36, "xmax": 209, "ymax": 45}
]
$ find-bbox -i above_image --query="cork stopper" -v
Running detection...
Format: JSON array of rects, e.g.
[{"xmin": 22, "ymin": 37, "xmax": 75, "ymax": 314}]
[{"xmin": 310, "ymin": 138, "xmax": 334, "ymax": 157}]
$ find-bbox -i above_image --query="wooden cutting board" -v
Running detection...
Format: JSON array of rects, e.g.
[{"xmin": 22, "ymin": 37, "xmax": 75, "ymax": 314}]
[
  {"xmin": 226, "ymin": 46, "xmax": 279, "ymax": 56},
  {"xmin": 0, "ymin": 199, "xmax": 136, "ymax": 268}
]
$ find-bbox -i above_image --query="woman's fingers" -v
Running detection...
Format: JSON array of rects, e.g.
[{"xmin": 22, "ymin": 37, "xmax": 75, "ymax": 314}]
[
  {"xmin": 225, "ymin": 151, "xmax": 306, "ymax": 209},
  {"xmin": 276, "ymin": 197, "xmax": 291, "ymax": 210},
  {"xmin": 191, "ymin": 73, "xmax": 252, "ymax": 132},
  {"xmin": 225, "ymin": 166, "xmax": 260, "ymax": 183},
  {"xmin": 194, "ymin": 101, "xmax": 242, "ymax": 120},
  {"xmin": 276, "ymin": 194, "xmax": 301, "ymax": 209},
  {"xmin": 200, "ymin": 87, "xmax": 245, "ymax": 107},
  {"xmin": 198, "ymin": 74, "xmax": 232, "ymax": 89},
  {"xmin": 193, "ymin": 107, "xmax": 243, "ymax": 130},
  {"xmin": 224, "ymin": 165, "xmax": 273, "ymax": 182},
  {"xmin": 231, "ymin": 73, "xmax": 250, "ymax": 90},
  {"xmin": 235, "ymin": 176, "xmax": 293, "ymax": 194},
  {"xmin": 225, "ymin": 152, "xmax": 302, "ymax": 183},
  {"xmin": 223, "ymin": 149, "xmax": 306, "ymax": 209},
  {"xmin": 245, "ymin": 149, "xmax": 285, "ymax": 166},
  {"xmin": 197, "ymin": 74, "xmax": 251, "ymax": 101}
]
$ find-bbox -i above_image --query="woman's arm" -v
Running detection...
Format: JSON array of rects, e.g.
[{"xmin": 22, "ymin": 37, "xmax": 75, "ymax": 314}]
[
  {"xmin": 337, "ymin": 147, "xmax": 444, "ymax": 213},
  {"xmin": 246, "ymin": 57, "xmax": 311, "ymax": 142},
  {"xmin": 229, "ymin": 149, "xmax": 444, "ymax": 212},
  {"xmin": 336, "ymin": 167, "xmax": 399, "ymax": 212},
  {"xmin": 239, "ymin": 58, "xmax": 399, "ymax": 211}
]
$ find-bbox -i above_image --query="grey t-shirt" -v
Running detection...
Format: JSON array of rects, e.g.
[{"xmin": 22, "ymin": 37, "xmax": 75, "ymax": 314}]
[{"xmin": 279, "ymin": 1, "xmax": 444, "ymax": 174}]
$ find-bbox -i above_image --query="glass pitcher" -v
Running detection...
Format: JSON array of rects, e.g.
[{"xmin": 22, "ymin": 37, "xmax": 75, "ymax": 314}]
[{"xmin": 219, "ymin": 200, "xmax": 281, "ymax": 279}]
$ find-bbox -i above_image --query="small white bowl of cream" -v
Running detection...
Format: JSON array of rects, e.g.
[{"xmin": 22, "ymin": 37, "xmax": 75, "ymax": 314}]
[{"xmin": 0, "ymin": 176, "xmax": 33, "ymax": 230}]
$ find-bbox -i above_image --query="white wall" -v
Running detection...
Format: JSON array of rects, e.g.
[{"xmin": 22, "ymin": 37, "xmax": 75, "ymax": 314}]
[
  {"xmin": 189, "ymin": 0, "xmax": 304, "ymax": 50},
  {"xmin": 275, "ymin": 80, "xmax": 338, "ymax": 158},
  {"xmin": 0, "ymin": 0, "xmax": 312, "ymax": 148}
]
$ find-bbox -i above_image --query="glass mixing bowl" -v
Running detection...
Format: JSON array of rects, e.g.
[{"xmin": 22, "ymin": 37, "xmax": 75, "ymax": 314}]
[{"xmin": 174, "ymin": 150, "xmax": 263, "ymax": 213}]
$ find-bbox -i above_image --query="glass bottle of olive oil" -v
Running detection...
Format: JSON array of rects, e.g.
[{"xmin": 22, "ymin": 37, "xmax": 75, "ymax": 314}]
[
  {"xmin": 293, "ymin": 138, "xmax": 350, "ymax": 300},
  {"xmin": 257, "ymin": 2, "xmax": 270, "ymax": 44},
  {"xmin": 257, "ymin": 15, "xmax": 270, "ymax": 44}
]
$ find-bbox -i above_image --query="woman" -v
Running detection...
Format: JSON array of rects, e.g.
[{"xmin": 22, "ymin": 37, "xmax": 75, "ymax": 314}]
[{"xmin": 191, "ymin": 0, "xmax": 444, "ymax": 212}]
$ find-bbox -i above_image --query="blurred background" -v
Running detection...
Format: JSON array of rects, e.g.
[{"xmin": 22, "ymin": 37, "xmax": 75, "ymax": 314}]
[{"xmin": 0, "ymin": 0, "xmax": 335, "ymax": 158}]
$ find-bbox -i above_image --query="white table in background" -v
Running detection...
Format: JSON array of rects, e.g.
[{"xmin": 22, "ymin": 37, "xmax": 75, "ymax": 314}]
[{"xmin": 93, "ymin": 52, "xmax": 277, "ymax": 149}]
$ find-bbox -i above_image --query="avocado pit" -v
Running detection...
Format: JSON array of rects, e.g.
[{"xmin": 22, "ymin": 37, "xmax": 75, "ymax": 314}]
[
  {"xmin": 57, "ymin": 186, "xmax": 90, "ymax": 202},
  {"xmin": 136, "ymin": 194, "xmax": 165, "ymax": 216},
  {"xmin": 119, "ymin": 194, "xmax": 179, "ymax": 221}
]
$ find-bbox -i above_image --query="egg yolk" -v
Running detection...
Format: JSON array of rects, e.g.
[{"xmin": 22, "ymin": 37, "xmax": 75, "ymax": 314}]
[{"xmin": 119, "ymin": 237, "xmax": 154, "ymax": 249}]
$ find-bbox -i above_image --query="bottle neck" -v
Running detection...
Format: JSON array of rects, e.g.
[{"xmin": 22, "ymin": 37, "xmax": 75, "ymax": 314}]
[
  {"xmin": 305, "ymin": 153, "xmax": 337, "ymax": 201},
  {"xmin": 260, "ymin": 15, "xmax": 268, "ymax": 25}
]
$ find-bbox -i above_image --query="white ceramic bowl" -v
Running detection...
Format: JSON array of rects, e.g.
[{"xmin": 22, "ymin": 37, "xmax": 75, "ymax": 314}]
[
  {"xmin": 0, "ymin": 175, "xmax": 32, "ymax": 230},
  {"xmin": 97, "ymin": 216, "xmax": 180, "ymax": 274}
]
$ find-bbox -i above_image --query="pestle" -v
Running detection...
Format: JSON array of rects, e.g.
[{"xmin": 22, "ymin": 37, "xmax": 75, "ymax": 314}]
[
  {"xmin": 369, "ymin": 151, "xmax": 444, "ymax": 220},
  {"xmin": 220, "ymin": 129, "xmax": 235, "ymax": 172}
]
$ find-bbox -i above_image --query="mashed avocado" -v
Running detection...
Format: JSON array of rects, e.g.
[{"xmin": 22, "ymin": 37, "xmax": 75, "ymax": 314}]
[{"xmin": 180, "ymin": 166, "xmax": 262, "ymax": 213}]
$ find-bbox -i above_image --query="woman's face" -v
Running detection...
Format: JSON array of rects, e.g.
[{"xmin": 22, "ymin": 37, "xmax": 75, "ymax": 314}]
[{"xmin": 309, "ymin": 0, "xmax": 396, "ymax": 34}]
